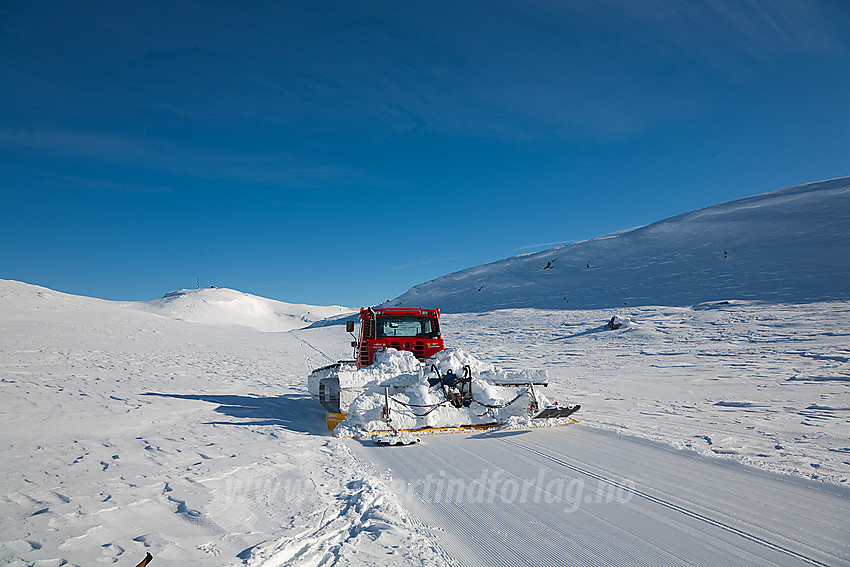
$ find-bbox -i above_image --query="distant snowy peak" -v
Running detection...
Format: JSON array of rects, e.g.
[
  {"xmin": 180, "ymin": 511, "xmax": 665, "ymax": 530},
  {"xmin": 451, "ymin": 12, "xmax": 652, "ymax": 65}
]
[
  {"xmin": 134, "ymin": 287, "xmax": 355, "ymax": 331},
  {"xmin": 389, "ymin": 177, "xmax": 850, "ymax": 312}
]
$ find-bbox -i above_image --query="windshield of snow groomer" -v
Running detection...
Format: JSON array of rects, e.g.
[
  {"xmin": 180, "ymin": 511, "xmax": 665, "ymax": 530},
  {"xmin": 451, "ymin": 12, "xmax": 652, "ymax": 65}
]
[{"xmin": 375, "ymin": 316, "xmax": 439, "ymax": 338}]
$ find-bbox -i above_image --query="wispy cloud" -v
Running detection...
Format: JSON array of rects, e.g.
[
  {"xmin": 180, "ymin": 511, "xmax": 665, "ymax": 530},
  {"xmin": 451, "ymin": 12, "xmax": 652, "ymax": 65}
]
[
  {"xmin": 0, "ymin": 127, "xmax": 366, "ymax": 187},
  {"xmin": 2, "ymin": 1, "xmax": 846, "ymax": 150},
  {"xmin": 431, "ymin": 0, "xmax": 850, "ymax": 140}
]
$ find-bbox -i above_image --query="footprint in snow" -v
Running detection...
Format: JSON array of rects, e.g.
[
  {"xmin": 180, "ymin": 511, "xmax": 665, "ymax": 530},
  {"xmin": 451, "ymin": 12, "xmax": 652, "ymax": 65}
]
[
  {"xmin": 1, "ymin": 539, "xmax": 42, "ymax": 554},
  {"xmin": 101, "ymin": 542, "xmax": 125, "ymax": 559}
]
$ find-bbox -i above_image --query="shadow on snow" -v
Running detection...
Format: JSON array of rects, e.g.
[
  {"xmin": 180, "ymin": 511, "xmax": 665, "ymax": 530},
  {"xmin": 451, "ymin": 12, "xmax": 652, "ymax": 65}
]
[
  {"xmin": 550, "ymin": 323, "xmax": 614, "ymax": 340},
  {"xmin": 142, "ymin": 392, "xmax": 328, "ymax": 436}
]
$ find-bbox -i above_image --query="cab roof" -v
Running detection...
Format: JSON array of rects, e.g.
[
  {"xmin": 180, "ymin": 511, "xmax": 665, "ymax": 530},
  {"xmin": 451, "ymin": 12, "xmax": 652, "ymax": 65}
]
[{"xmin": 361, "ymin": 307, "xmax": 440, "ymax": 317}]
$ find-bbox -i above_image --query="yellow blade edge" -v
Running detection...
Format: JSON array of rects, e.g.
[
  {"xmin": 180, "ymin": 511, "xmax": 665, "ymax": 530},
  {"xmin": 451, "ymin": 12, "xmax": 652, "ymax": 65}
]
[{"xmin": 330, "ymin": 415, "xmax": 579, "ymax": 438}]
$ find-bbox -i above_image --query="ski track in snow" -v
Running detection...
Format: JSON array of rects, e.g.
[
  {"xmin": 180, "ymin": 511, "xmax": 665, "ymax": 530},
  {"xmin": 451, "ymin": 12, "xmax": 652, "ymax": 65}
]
[
  {"xmin": 349, "ymin": 427, "xmax": 849, "ymax": 566},
  {"xmin": 1, "ymin": 279, "xmax": 849, "ymax": 566}
]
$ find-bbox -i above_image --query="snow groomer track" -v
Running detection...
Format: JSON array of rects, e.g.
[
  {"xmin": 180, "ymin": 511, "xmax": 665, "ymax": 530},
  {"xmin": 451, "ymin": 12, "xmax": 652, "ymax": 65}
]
[{"xmin": 349, "ymin": 425, "xmax": 849, "ymax": 567}]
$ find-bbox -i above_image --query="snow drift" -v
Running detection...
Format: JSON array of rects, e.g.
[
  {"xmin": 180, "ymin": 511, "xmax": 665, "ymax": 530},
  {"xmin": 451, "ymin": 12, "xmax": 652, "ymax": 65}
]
[{"xmin": 388, "ymin": 177, "xmax": 850, "ymax": 312}]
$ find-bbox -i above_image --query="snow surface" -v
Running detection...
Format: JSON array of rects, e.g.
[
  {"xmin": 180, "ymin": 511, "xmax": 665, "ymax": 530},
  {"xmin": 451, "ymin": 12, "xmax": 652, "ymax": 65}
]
[
  {"xmin": 2, "ymin": 178, "xmax": 850, "ymax": 566},
  {"xmin": 2, "ymin": 280, "xmax": 848, "ymax": 566},
  {"xmin": 440, "ymin": 302, "xmax": 850, "ymax": 485},
  {"xmin": 0, "ymin": 279, "xmax": 447, "ymax": 566},
  {"xmin": 387, "ymin": 176, "xmax": 850, "ymax": 311}
]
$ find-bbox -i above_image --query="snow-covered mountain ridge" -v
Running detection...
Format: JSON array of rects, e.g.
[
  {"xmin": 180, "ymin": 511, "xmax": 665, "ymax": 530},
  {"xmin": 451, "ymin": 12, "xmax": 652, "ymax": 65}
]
[{"xmin": 389, "ymin": 177, "xmax": 850, "ymax": 312}]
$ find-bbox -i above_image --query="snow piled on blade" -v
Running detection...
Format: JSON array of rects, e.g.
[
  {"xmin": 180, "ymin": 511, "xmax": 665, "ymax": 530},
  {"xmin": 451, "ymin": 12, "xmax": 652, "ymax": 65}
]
[
  {"xmin": 387, "ymin": 177, "xmax": 850, "ymax": 312},
  {"xmin": 130, "ymin": 287, "xmax": 354, "ymax": 331},
  {"xmin": 333, "ymin": 348, "xmax": 558, "ymax": 435}
]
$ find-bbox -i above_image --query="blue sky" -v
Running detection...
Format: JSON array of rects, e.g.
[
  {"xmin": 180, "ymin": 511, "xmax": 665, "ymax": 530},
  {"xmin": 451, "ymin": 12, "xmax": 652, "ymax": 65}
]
[{"xmin": 2, "ymin": 1, "xmax": 848, "ymax": 307}]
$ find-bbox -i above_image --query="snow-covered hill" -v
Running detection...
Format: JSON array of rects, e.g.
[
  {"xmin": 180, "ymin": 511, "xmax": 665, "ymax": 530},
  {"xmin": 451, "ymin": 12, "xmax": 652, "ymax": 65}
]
[
  {"xmin": 389, "ymin": 177, "xmax": 850, "ymax": 312},
  {"xmin": 130, "ymin": 287, "xmax": 354, "ymax": 332},
  {"xmin": 0, "ymin": 280, "xmax": 354, "ymax": 333}
]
